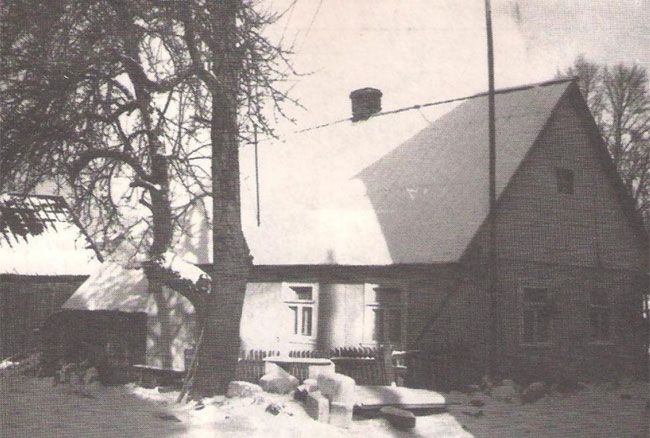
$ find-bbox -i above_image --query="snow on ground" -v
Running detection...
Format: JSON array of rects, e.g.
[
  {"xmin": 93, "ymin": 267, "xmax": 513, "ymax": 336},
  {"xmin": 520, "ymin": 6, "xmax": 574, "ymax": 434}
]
[{"xmin": 1, "ymin": 370, "xmax": 648, "ymax": 438}]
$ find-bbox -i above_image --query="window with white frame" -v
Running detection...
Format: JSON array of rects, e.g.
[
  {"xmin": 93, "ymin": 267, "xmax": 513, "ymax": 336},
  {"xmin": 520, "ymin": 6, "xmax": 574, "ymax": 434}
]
[
  {"xmin": 364, "ymin": 285, "xmax": 405, "ymax": 347},
  {"xmin": 521, "ymin": 287, "xmax": 552, "ymax": 345},
  {"xmin": 283, "ymin": 284, "xmax": 317, "ymax": 340},
  {"xmin": 589, "ymin": 290, "xmax": 610, "ymax": 342}
]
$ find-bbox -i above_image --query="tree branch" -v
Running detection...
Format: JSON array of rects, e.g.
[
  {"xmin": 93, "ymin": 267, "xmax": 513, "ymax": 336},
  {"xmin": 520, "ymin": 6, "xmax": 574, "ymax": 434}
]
[
  {"xmin": 180, "ymin": 5, "xmax": 221, "ymax": 91},
  {"xmin": 71, "ymin": 149, "xmax": 152, "ymax": 185}
]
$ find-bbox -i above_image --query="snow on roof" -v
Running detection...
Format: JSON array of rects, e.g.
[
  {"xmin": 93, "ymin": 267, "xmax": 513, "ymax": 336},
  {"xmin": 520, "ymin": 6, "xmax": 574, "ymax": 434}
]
[
  {"xmin": 155, "ymin": 251, "xmax": 211, "ymax": 286},
  {"xmin": 0, "ymin": 194, "xmax": 101, "ymax": 275},
  {"xmin": 172, "ymin": 79, "xmax": 573, "ymax": 266},
  {"xmin": 62, "ymin": 260, "xmax": 196, "ymax": 315},
  {"xmin": 253, "ymin": 79, "xmax": 574, "ymax": 264},
  {"xmin": 62, "ymin": 261, "xmax": 149, "ymax": 312}
]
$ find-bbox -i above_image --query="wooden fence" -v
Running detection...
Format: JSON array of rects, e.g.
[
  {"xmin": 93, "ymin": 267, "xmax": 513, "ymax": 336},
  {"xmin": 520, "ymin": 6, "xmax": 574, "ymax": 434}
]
[
  {"xmin": 235, "ymin": 347, "xmax": 396, "ymax": 385},
  {"xmin": 329, "ymin": 347, "xmax": 393, "ymax": 385},
  {"xmin": 235, "ymin": 349, "xmax": 280, "ymax": 383}
]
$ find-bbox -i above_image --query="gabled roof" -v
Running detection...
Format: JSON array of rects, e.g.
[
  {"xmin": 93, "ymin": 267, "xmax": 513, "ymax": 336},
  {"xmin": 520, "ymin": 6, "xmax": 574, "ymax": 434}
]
[
  {"xmin": 0, "ymin": 194, "xmax": 101, "ymax": 275},
  {"xmin": 207, "ymin": 78, "xmax": 573, "ymax": 266}
]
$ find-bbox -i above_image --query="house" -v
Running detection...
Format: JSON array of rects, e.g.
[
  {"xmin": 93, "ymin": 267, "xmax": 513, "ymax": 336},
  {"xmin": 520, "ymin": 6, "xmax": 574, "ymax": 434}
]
[
  {"xmin": 0, "ymin": 194, "xmax": 101, "ymax": 359},
  {"xmin": 61, "ymin": 78, "xmax": 649, "ymax": 382}
]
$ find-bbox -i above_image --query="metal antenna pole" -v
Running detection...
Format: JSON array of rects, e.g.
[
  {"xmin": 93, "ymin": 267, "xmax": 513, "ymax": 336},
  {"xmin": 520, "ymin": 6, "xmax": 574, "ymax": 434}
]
[{"xmin": 484, "ymin": 0, "xmax": 498, "ymax": 377}]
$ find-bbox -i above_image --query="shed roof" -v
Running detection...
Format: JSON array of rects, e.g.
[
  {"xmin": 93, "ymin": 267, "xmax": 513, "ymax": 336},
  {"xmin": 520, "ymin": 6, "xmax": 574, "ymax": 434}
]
[
  {"xmin": 62, "ymin": 260, "xmax": 196, "ymax": 315},
  {"xmin": 62, "ymin": 261, "xmax": 148, "ymax": 312},
  {"xmin": 229, "ymin": 78, "xmax": 574, "ymax": 265},
  {"xmin": 0, "ymin": 194, "xmax": 101, "ymax": 275}
]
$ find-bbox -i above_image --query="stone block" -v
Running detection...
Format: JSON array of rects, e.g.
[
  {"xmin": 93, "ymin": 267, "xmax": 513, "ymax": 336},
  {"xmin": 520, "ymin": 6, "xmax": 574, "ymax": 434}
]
[
  {"xmin": 491, "ymin": 385, "xmax": 518, "ymax": 403},
  {"xmin": 294, "ymin": 387, "xmax": 308, "ymax": 401},
  {"xmin": 317, "ymin": 372, "xmax": 356, "ymax": 405},
  {"xmin": 305, "ymin": 390, "xmax": 330, "ymax": 423},
  {"xmin": 302, "ymin": 378, "xmax": 318, "ymax": 392},
  {"xmin": 329, "ymin": 402, "xmax": 353, "ymax": 428},
  {"xmin": 259, "ymin": 372, "xmax": 299, "ymax": 394},
  {"xmin": 227, "ymin": 381, "xmax": 263, "ymax": 398},
  {"xmin": 83, "ymin": 367, "xmax": 99, "ymax": 385},
  {"xmin": 521, "ymin": 382, "xmax": 547, "ymax": 404},
  {"xmin": 469, "ymin": 398, "xmax": 485, "ymax": 407}
]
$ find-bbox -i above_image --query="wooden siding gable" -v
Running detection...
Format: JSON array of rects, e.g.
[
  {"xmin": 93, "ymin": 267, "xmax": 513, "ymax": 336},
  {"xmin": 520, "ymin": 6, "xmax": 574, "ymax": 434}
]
[{"xmin": 469, "ymin": 82, "xmax": 649, "ymax": 270}]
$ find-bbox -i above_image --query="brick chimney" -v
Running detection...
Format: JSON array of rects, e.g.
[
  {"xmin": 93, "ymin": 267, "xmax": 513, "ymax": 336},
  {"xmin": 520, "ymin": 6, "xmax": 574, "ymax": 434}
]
[{"xmin": 349, "ymin": 88, "xmax": 382, "ymax": 122}]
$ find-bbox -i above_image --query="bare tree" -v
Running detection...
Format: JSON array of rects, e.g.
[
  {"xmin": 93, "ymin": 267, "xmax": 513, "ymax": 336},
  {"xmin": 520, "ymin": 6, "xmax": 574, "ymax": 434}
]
[
  {"xmin": 1, "ymin": 0, "xmax": 295, "ymax": 397},
  {"xmin": 562, "ymin": 57, "xmax": 650, "ymax": 229}
]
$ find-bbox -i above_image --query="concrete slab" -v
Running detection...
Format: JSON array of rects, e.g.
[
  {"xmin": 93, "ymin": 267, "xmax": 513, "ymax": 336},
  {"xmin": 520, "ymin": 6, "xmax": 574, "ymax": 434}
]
[
  {"xmin": 263, "ymin": 356, "xmax": 335, "ymax": 379},
  {"xmin": 354, "ymin": 386, "xmax": 447, "ymax": 412},
  {"xmin": 380, "ymin": 406, "xmax": 417, "ymax": 429}
]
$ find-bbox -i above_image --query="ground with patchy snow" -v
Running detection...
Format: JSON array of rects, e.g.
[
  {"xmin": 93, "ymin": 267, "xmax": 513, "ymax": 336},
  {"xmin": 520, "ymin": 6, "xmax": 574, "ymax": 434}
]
[{"xmin": 1, "ymin": 368, "xmax": 648, "ymax": 438}]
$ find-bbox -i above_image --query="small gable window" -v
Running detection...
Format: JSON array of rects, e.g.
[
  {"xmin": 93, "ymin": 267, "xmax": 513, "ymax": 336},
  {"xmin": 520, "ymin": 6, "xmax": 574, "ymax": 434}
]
[
  {"xmin": 521, "ymin": 287, "xmax": 552, "ymax": 345},
  {"xmin": 589, "ymin": 290, "xmax": 610, "ymax": 343},
  {"xmin": 556, "ymin": 168, "xmax": 574, "ymax": 195}
]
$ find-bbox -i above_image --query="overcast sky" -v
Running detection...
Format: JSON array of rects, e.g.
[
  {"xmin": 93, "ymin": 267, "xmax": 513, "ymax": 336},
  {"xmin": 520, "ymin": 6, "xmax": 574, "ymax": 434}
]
[{"xmin": 265, "ymin": 0, "xmax": 650, "ymax": 129}]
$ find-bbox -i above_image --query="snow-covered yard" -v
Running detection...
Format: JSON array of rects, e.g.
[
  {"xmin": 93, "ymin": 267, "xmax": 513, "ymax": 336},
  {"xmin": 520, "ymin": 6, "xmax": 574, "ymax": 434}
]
[{"xmin": 1, "ymin": 369, "xmax": 648, "ymax": 438}]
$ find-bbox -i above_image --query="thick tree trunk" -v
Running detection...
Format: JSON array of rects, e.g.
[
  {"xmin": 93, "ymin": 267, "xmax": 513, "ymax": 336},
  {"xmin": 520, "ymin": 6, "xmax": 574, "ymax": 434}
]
[
  {"xmin": 146, "ymin": 155, "xmax": 175, "ymax": 368},
  {"xmin": 188, "ymin": 0, "xmax": 252, "ymax": 397},
  {"xmin": 189, "ymin": 122, "xmax": 251, "ymax": 396},
  {"xmin": 191, "ymin": 255, "xmax": 249, "ymax": 396},
  {"xmin": 149, "ymin": 154, "xmax": 174, "ymax": 258},
  {"xmin": 189, "ymin": 87, "xmax": 252, "ymax": 398}
]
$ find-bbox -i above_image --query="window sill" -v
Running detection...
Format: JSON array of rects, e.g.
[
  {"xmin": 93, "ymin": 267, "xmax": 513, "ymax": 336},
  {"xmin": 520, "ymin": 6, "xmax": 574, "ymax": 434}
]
[{"xmin": 288, "ymin": 338, "xmax": 317, "ymax": 346}]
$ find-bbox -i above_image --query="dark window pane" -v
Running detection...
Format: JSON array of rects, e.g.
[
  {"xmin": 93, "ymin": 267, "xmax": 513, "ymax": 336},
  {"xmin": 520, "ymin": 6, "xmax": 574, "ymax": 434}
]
[
  {"xmin": 523, "ymin": 310, "xmax": 535, "ymax": 343},
  {"xmin": 302, "ymin": 306, "xmax": 312, "ymax": 336},
  {"xmin": 374, "ymin": 287, "xmax": 401, "ymax": 306},
  {"xmin": 290, "ymin": 286, "xmax": 313, "ymax": 301},
  {"xmin": 556, "ymin": 168, "xmax": 574, "ymax": 194},
  {"xmin": 387, "ymin": 308, "xmax": 402, "ymax": 345},
  {"xmin": 289, "ymin": 306, "xmax": 298, "ymax": 335}
]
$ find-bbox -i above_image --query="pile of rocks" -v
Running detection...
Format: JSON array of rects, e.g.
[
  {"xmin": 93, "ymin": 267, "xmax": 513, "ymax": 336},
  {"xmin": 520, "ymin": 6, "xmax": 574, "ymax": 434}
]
[
  {"xmin": 53, "ymin": 360, "xmax": 100, "ymax": 388},
  {"xmin": 227, "ymin": 366, "xmax": 358, "ymax": 428},
  {"xmin": 468, "ymin": 377, "xmax": 551, "ymax": 404}
]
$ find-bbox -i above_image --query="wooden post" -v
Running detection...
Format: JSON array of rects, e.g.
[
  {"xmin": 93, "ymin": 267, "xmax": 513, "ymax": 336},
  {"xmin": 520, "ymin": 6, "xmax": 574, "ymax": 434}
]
[{"xmin": 381, "ymin": 346, "xmax": 395, "ymax": 385}]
